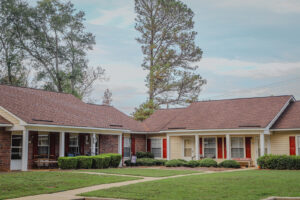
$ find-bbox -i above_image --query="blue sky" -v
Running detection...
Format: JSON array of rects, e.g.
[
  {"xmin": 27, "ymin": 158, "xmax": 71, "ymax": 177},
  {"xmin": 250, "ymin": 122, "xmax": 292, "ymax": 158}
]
[{"xmin": 29, "ymin": 0, "xmax": 300, "ymax": 114}]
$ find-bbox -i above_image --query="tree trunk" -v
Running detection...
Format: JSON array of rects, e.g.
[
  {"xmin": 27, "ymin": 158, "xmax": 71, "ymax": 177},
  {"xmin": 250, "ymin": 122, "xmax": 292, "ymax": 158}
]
[{"xmin": 55, "ymin": 30, "xmax": 63, "ymax": 92}]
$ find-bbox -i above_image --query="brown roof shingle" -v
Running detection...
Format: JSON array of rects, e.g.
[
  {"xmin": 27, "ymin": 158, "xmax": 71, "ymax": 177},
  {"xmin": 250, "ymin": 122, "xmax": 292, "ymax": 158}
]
[
  {"xmin": 0, "ymin": 85, "xmax": 142, "ymax": 131},
  {"xmin": 143, "ymin": 96, "xmax": 293, "ymax": 131},
  {"xmin": 272, "ymin": 101, "xmax": 300, "ymax": 129}
]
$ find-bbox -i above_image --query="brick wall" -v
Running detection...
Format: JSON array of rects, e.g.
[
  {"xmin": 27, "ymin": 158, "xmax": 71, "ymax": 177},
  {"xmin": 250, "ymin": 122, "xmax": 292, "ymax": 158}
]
[
  {"xmin": 0, "ymin": 128, "xmax": 11, "ymax": 171},
  {"xmin": 99, "ymin": 135, "xmax": 118, "ymax": 154},
  {"xmin": 133, "ymin": 134, "xmax": 146, "ymax": 152}
]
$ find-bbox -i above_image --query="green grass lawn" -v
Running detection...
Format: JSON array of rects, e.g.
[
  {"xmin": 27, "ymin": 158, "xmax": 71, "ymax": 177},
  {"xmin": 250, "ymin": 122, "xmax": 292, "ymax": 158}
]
[
  {"xmin": 82, "ymin": 170, "xmax": 300, "ymax": 200},
  {"xmin": 85, "ymin": 168, "xmax": 201, "ymax": 177},
  {"xmin": 0, "ymin": 171, "xmax": 140, "ymax": 200}
]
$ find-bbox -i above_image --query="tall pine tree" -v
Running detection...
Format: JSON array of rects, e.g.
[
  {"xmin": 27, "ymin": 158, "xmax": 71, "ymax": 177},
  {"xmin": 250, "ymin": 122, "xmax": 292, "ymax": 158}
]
[{"xmin": 135, "ymin": 0, "xmax": 206, "ymax": 107}]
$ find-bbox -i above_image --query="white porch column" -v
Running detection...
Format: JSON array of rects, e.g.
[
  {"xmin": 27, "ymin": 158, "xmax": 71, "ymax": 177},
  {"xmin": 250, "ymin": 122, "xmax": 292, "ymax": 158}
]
[
  {"xmin": 260, "ymin": 132, "xmax": 265, "ymax": 156},
  {"xmin": 167, "ymin": 135, "xmax": 170, "ymax": 160},
  {"xmin": 91, "ymin": 133, "xmax": 96, "ymax": 156},
  {"xmin": 21, "ymin": 129, "xmax": 29, "ymax": 171},
  {"xmin": 226, "ymin": 134, "xmax": 231, "ymax": 160},
  {"xmin": 195, "ymin": 135, "xmax": 199, "ymax": 160},
  {"xmin": 118, "ymin": 134, "xmax": 122, "ymax": 167},
  {"xmin": 59, "ymin": 132, "xmax": 65, "ymax": 157}
]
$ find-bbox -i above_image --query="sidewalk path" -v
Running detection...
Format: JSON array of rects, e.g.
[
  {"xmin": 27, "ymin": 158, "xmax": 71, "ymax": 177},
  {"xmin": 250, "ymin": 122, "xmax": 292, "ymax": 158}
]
[{"xmin": 9, "ymin": 168, "xmax": 253, "ymax": 200}]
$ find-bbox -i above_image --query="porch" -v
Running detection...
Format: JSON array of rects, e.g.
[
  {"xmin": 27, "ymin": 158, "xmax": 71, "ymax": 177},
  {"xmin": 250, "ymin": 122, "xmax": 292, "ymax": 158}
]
[
  {"xmin": 10, "ymin": 129, "xmax": 122, "ymax": 171},
  {"xmin": 166, "ymin": 132, "xmax": 271, "ymax": 166}
]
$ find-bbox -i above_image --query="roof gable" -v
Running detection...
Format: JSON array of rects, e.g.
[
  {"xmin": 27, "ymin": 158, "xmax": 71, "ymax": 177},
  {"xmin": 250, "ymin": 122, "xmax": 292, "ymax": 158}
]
[{"xmin": 272, "ymin": 101, "xmax": 300, "ymax": 129}]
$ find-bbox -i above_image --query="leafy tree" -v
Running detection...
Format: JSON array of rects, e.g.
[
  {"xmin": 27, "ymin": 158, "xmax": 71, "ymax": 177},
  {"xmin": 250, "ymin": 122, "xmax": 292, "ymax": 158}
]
[
  {"xmin": 102, "ymin": 88, "xmax": 112, "ymax": 105},
  {"xmin": 135, "ymin": 0, "xmax": 206, "ymax": 107},
  {"xmin": 12, "ymin": 0, "xmax": 105, "ymax": 98},
  {"xmin": 132, "ymin": 100, "xmax": 159, "ymax": 121},
  {"xmin": 0, "ymin": 0, "xmax": 29, "ymax": 86}
]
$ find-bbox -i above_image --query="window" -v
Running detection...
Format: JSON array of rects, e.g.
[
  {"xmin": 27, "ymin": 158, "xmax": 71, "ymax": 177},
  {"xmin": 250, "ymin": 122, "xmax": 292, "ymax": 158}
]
[
  {"xmin": 204, "ymin": 138, "xmax": 216, "ymax": 158},
  {"xmin": 38, "ymin": 135, "xmax": 49, "ymax": 158},
  {"xmin": 11, "ymin": 135, "xmax": 22, "ymax": 160},
  {"xmin": 69, "ymin": 135, "xmax": 79, "ymax": 155},
  {"xmin": 231, "ymin": 137, "xmax": 244, "ymax": 158},
  {"xmin": 151, "ymin": 139, "xmax": 162, "ymax": 158},
  {"xmin": 184, "ymin": 139, "xmax": 192, "ymax": 157},
  {"xmin": 124, "ymin": 137, "xmax": 131, "ymax": 157}
]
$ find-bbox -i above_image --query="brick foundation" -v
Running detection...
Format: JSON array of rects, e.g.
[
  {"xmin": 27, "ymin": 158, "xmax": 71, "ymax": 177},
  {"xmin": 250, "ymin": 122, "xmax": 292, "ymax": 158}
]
[
  {"xmin": 99, "ymin": 135, "xmax": 118, "ymax": 154},
  {"xmin": 0, "ymin": 128, "xmax": 11, "ymax": 171}
]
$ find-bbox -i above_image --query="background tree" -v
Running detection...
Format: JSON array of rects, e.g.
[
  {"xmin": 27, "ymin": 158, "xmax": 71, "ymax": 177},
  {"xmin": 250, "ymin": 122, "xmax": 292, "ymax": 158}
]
[
  {"xmin": 12, "ymin": 0, "xmax": 105, "ymax": 99},
  {"xmin": 0, "ymin": 0, "xmax": 29, "ymax": 86},
  {"xmin": 132, "ymin": 100, "xmax": 160, "ymax": 121},
  {"xmin": 134, "ymin": 0, "xmax": 206, "ymax": 108},
  {"xmin": 102, "ymin": 88, "xmax": 112, "ymax": 105}
]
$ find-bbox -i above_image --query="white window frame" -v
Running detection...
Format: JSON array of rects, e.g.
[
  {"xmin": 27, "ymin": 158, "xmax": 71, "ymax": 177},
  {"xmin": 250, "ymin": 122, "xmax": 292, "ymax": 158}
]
[
  {"xmin": 123, "ymin": 137, "xmax": 131, "ymax": 158},
  {"xmin": 296, "ymin": 136, "xmax": 300, "ymax": 156},
  {"xmin": 150, "ymin": 138, "xmax": 162, "ymax": 159},
  {"xmin": 230, "ymin": 136, "xmax": 246, "ymax": 159},
  {"xmin": 203, "ymin": 136, "xmax": 217, "ymax": 159},
  {"xmin": 183, "ymin": 138, "xmax": 193, "ymax": 158},
  {"xmin": 69, "ymin": 135, "xmax": 79, "ymax": 155},
  {"xmin": 38, "ymin": 134, "xmax": 50, "ymax": 158},
  {"xmin": 11, "ymin": 134, "xmax": 23, "ymax": 160}
]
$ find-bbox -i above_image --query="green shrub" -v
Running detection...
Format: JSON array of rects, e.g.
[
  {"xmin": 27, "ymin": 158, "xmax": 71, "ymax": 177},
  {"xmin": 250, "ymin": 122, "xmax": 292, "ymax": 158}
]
[
  {"xmin": 257, "ymin": 154, "xmax": 300, "ymax": 170},
  {"xmin": 219, "ymin": 160, "xmax": 240, "ymax": 168},
  {"xmin": 136, "ymin": 158, "xmax": 157, "ymax": 166},
  {"xmin": 77, "ymin": 156, "xmax": 93, "ymax": 169},
  {"xmin": 92, "ymin": 156, "xmax": 107, "ymax": 169},
  {"xmin": 198, "ymin": 158, "xmax": 218, "ymax": 167},
  {"xmin": 102, "ymin": 153, "xmax": 122, "ymax": 168},
  {"xmin": 136, "ymin": 152, "xmax": 154, "ymax": 159},
  {"xmin": 153, "ymin": 159, "xmax": 167, "ymax": 166},
  {"xmin": 58, "ymin": 157, "xmax": 78, "ymax": 169},
  {"xmin": 184, "ymin": 160, "xmax": 199, "ymax": 168},
  {"xmin": 165, "ymin": 159, "xmax": 187, "ymax": 167},
  {"xmin": 124, "ymin": 159, "xmax": 134, "ymax": 166}
]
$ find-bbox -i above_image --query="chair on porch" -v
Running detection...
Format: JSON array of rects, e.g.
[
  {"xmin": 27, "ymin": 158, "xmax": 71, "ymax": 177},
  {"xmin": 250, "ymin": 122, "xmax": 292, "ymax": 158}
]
[{"xmin": 232, "ymin": 158, "xmax": 252, "ymax": 167}]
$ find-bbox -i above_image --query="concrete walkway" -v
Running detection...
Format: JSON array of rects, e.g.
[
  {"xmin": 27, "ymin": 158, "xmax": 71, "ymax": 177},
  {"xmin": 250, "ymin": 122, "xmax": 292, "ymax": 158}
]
[{"xmin": 9, "ymin": 168, "xmax": 252, "ymax": 200}]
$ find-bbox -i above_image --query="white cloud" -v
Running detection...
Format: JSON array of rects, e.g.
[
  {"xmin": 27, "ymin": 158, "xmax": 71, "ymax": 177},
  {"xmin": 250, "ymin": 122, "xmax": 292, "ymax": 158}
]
[
  {"xmin": 88, "ymin": 6, "xmax": 135, "ymax": 28},
  {"xmin": 215, "ymin": 0, "xmax": 300, "ymax": 14},
  {"xmin": 199, "ymin": 57, "xmax": 300, "ymax": 79}
]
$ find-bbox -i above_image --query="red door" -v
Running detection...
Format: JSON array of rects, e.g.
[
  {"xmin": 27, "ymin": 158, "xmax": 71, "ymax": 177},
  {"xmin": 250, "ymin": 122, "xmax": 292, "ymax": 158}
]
[
  {"xmin": 131, "ymin": 136, "xmax": 136, "ymax": 155},
  {"xmin": 224, "ymin": 138, "xmax": 227, "ymax": 159},
  {"xmin": 163, "ymin": 139, "xmax": 167, "ymax": 158},
  {"xmin": 245, "ymin": 137, "xmax": 251, "ymax": 158},
  {"xmin": 290, "ymin": 136, "xmax": 296, "ymax": 155},
  {"xmin": 199, "ymin": 138, "xmax": 203, "ymax": 155},
  {"xmin": 217, "ymin": 138, "xmax": 223, "ymax": 159}
]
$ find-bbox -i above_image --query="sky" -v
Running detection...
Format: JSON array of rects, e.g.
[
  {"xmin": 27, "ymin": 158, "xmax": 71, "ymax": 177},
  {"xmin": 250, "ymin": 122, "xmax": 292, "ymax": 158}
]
[{"xmin": 29, "ymin": 0, "xmax": 300, "ymax": 114}]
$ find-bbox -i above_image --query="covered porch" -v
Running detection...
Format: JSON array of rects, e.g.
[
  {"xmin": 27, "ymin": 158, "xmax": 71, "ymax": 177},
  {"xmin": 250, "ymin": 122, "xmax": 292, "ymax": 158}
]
[
  {"xmin": 10, "ymin": 126, "xmax": 123, "ymax": 171},
  {"xmin": 166, "ymin": 132, "xmax": 271, "ymax": 166}
]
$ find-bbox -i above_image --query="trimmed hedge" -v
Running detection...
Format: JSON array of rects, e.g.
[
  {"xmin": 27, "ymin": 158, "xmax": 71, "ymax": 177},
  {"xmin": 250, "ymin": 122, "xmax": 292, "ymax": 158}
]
[
  {"xmin": 125, "ymin": 158, "xmax": 166, "ymax": 166},
  {"xmin": 102, "ymin": 153, "xmax": 122, "ymax": 168},
  {"xmin": 257, "ymin": 154, "xmax": 300, "ymax": 170},
  {"xmin": 165, "ymin": 159, "xmax": 187, "ymax": 167},
  {"xmin": 136, "ymin": 152, "xmax": 154, "ymax": 159},
  {"xmin": 92, "ymin": 155, "xmax": 110, "ymax": 169},
  {"xmin": 198, "ymin": 158, "xmax": 218, "ymax": 167},
  {"xmin": 184, "ymin": 160, "xmax": 199, "ymax": 168},
  {"xmin": 77, "ymin": 156, "xmax": 93, "ymax": 169},
  {"xmin": 58, "ymin": 153, "xmax": 121, "ymax": 169},
  {"xmin": 219, "ymin": 160, "xmax": 240, "ymax": 168},
  {"xmin": 58, "ymin": 157, "xmax": 78, "ymax": 169}
]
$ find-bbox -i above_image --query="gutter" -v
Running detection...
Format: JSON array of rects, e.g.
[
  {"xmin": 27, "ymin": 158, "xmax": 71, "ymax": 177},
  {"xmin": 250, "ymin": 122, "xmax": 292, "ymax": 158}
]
[
  {"xmin": 0, "ymin": 124, "xmax": 12, "ymax": 127},
  {"xmin": 160, "ymin": 128, "xmax": 264, "ymax": 133},
  {"xmin": 26, "ymin": 124, "xmax": 130, "ymax": 132}
]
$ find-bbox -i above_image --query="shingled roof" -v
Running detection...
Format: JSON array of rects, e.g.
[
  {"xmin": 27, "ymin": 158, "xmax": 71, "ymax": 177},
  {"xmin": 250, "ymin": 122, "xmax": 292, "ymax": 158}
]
[
  {"xmin": 143, "ymin": 96, "xmax": 293, "ymax": 131},
  {"xmin": 0, "ymin": 85, "xmax": 142, "ymax": 131},
  {"xmin": 272, "ymin": 101, "xmax": 300, "ymax": 129}
]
